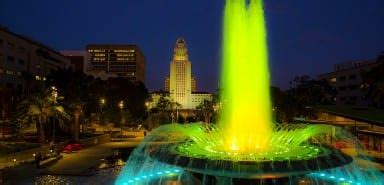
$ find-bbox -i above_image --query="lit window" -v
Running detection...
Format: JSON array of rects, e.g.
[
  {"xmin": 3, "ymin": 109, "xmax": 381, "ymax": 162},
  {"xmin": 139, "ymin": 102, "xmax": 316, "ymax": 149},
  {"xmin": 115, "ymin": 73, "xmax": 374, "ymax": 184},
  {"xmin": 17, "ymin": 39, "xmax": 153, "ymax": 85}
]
[
  {"xmin": 330, "ymin": 77, "xmax": 337, "ymax": 82},
  {"xmin": 6, "ymin": 70, "xmax": 13, "ymax": 75}
]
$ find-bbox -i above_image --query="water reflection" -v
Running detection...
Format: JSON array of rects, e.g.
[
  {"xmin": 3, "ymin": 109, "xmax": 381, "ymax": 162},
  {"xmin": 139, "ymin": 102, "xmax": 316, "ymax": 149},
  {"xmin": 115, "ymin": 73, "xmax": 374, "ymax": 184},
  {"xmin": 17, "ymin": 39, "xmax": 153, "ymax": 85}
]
[{"xmin": 34, "ymin": 166, "xmax": 122, "ymax": 185}]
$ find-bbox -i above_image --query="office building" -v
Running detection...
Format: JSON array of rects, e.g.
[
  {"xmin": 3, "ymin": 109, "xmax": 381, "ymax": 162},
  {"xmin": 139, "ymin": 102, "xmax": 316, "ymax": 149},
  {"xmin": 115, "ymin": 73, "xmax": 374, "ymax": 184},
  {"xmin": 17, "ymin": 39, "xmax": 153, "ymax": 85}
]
[
  {"xmin": 153, "ymin": 38, "xmax": 212, "ymax": 110},
  {"xmin": 0, "ymin": 26, "xmax": 71, "ymax": 119},
  {"xmin": 61, "ymin": 50, "xmax": 86, "ymax": 73},
  {"xmin": 318, "ymin": 60, "xmax": 380, "ymax": 105},
  {"xmin": 85, "ymin": 44, "xmax": 145, "ymax": 82}
]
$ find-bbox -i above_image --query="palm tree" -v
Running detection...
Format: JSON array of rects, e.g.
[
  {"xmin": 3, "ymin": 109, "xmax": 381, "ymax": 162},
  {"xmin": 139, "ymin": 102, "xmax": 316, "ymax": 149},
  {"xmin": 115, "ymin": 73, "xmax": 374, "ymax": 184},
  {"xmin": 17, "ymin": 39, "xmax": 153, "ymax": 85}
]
[
  {"xmin": 68, "ymin": 102, "xmax": 83, "ymax": 141},
  {"xmin": 17, "ymin": 91, "xmax": 69, "ymax": 143},
  {"xmin": 171, "ymin": 102, "xmax": 181, "ymax": 123},
  {"xmin": 196, "ymin": 99, "xmax": 215, "ymax": 124}
]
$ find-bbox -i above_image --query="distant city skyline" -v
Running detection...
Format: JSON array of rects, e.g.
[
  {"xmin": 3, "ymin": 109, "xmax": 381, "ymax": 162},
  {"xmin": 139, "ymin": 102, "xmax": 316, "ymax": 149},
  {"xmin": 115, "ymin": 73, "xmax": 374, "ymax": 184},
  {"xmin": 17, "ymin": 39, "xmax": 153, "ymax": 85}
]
[{"xmin": 1, "ymin": 0, "xmax": 383, "ymax": 92}]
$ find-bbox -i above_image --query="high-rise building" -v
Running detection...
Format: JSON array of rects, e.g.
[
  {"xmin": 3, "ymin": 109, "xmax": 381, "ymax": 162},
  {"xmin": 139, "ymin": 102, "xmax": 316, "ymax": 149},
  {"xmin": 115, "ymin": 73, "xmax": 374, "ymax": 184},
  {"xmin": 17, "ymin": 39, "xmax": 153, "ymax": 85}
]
[
  {"xmin": 318, "ymin": 59, "xmax": 380, "ymax": 105},
  {"xmin": 0, "ymin": 26, "xmax": 71, "ymax": 119},
  {"xmin": 85, "ymin": 44, "xmax": 145, "ymax": 82},
  {"xmin": 160, "ymin": 38, "xmax": 212, "ymax": 110},
  {"xmin": 169, "ymin": 38, "xmax": 193, "ymax": 108},
  {"xmin": 165, "ymin": 76, "xmax": 196, "ymax": 92}
]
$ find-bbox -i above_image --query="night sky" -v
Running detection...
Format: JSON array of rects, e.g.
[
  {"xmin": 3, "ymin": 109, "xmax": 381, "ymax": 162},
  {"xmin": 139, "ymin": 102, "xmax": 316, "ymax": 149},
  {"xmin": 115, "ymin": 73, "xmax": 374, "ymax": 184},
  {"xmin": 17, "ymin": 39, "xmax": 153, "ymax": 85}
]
[{"xmin": 1, "ymin": 0, "xmax": 383, "ymax": 92}]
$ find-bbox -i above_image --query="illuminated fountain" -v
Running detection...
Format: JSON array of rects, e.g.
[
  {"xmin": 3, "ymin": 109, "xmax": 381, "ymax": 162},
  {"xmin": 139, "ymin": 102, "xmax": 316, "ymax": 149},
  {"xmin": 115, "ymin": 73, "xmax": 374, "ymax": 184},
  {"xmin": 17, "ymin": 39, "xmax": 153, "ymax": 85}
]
[{"xmin": 115, "ymin": 0, "xmax": 384, "ymax": 184}]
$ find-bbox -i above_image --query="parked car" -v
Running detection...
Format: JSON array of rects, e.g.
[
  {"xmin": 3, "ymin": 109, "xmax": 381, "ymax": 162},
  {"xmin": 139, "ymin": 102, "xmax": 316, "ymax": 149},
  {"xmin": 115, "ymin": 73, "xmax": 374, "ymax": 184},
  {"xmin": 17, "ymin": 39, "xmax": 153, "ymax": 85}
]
[{"xmin": 62, "ymin": 142, "xmax": 83, "ymax": 153}]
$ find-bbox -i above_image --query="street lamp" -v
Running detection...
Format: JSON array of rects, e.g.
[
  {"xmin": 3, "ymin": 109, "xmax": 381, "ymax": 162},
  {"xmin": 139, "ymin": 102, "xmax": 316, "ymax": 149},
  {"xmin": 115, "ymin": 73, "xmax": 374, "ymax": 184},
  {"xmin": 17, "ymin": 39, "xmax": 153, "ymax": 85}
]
[
  {"xmin": 99, "ymin": 98, "xmax": 105, "ymax": 127},
  {"xmin": 118, "ymin": 100, "xmax": 124, "ymax": 138},
  {"xmin": 51, "ymin": 86, "xmax": 58, "ymax": 144},
  {"xmin": 145, "ymin": 101, "xmax": 150, "ymax": 118}
]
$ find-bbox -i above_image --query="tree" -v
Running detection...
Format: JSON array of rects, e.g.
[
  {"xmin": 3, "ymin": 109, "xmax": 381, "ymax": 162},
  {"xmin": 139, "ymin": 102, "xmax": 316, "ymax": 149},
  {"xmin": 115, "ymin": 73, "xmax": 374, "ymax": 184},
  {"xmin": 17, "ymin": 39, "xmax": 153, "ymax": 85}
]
[
  {"xmin": 69, "ymin": 102, "xmax": 83, "ymax": 141},
  {"xmin": 155, "ymin": 93, "xmax": 172, "ymax": 113},
  {"xmin": 196, "ymin": 99, "xmax": 215, "ymax": 124},
  {"xmin": 16, "ymin": 90, "xmax": 70, "ymax": 143},
  {"xmin": 274, "ymin": 75, "xmax": 336, "ymax": 123}
]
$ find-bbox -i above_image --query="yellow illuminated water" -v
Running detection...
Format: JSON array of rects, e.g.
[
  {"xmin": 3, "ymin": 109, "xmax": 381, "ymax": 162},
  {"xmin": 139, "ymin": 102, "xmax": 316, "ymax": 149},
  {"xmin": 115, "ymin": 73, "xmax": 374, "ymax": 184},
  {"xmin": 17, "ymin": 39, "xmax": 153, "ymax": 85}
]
[{"xmin": 219, "ymin": 0, "xmax": 272, "ymax": 153}]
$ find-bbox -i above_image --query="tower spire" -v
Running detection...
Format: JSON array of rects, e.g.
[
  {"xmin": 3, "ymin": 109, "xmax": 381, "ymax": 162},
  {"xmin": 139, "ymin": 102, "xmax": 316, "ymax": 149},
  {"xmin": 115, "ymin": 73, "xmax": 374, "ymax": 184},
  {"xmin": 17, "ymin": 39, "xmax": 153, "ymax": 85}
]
[{"xmin": 173, "ymin": 37, "xmax": 189, "ymax": 61}]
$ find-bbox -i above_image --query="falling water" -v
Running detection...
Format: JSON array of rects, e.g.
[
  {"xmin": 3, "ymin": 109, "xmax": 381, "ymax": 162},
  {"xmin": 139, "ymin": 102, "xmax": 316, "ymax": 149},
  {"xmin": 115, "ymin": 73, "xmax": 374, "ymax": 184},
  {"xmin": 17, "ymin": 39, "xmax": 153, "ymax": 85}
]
[{"xmin": 219, "ymin": 0, "xmax": 272, "ymax": 153}]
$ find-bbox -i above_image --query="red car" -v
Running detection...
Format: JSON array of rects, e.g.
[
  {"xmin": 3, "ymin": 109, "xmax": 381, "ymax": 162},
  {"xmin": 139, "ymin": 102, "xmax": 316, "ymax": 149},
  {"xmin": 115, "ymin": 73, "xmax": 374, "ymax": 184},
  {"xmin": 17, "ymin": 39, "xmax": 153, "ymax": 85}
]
[{"xmin": 62, "ymin": 143, "xmax": 83, "ymax": 153}]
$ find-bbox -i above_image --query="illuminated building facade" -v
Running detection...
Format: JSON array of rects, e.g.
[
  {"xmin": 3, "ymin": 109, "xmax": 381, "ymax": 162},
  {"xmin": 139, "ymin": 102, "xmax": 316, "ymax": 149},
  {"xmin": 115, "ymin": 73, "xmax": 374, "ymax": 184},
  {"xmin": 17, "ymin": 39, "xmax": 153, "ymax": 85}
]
[
  {"xmin": 163, "ymin": 38, "xmax": 212, "ymax": 110},
  {"xmin": 85, "ymin": 45, "xmax": 145, "ymax": 82}
]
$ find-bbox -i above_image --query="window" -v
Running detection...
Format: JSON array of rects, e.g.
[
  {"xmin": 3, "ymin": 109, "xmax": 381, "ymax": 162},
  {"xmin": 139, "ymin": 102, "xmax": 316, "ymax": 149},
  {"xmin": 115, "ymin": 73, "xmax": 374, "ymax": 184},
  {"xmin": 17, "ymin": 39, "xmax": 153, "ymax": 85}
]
[
  {"xmin": 7, "ymin": 56, "xmax": 14, "ymax": 62},
  {"xmin": 349, "ymin": 85, "xmax": 358, "ymax": 90},
  {"xmin": 330, "ymin": 77, "xmax": 337, "ymax": 83},
  {"xmin": 19, "ymin": 46, "xmax": 26, "ymax": 53},
  {"xmin": 338, "ymin": 76, "xmax": 346, "ymax": 81},
  {"xmin": 349, "ymin": 74, "xmax": 357, "ymax": 80},
  {"xmin": 6, "ymin": 70, "xmax": 14, "ymax": 75},
  {"xmin": 7, "ymin": 42, "xmax": 14, "ymax": 49},
  {"xmin": 18, "ymin": 59, "xmax": 25, "ymax": 65}
]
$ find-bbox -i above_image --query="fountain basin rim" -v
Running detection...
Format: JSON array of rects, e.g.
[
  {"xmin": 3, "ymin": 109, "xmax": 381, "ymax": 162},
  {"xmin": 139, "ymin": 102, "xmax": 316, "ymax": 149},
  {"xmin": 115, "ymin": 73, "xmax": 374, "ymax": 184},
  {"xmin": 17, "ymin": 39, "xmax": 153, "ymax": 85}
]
[{"xmin": 149, "ymin": 143, "xmax": 353, "ymax": 179}]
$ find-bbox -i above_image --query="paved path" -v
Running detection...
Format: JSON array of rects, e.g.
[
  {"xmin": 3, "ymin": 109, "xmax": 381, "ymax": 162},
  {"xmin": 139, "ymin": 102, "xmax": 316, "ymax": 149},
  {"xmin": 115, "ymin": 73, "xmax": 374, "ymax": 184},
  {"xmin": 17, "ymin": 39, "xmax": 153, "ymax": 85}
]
[
  {"xmin": 44, "ymin": 138, "xmax": 143, "ymax": 175},
  {"xmin": 1, "ymin": 138, "xmax": 144, "ymax": 184}
]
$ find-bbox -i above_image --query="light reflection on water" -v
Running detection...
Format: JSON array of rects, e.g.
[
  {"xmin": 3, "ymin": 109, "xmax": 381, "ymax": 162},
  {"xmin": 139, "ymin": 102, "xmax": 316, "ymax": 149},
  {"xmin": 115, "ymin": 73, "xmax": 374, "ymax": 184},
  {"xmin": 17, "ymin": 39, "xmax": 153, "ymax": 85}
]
[{"xmin": 29, "ymin": 167, "xmax": 122, "ymax": 185}]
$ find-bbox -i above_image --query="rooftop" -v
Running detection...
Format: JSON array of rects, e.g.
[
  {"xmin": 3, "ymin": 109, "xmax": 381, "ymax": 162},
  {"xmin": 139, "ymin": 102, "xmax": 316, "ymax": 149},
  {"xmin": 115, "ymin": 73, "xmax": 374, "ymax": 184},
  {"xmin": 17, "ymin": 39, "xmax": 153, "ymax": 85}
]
[{"xmin": 317, "ymin": 105, "xmax": 384, "ymax": 126}]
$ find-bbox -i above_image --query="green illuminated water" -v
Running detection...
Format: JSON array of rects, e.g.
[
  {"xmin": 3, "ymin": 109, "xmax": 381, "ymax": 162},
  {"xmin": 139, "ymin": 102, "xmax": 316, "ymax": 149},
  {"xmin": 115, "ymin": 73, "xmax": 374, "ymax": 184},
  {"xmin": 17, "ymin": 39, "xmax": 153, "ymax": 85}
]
[{"xmin": 219, "ymin": 0, "xmax": 272, "ymax": 152}]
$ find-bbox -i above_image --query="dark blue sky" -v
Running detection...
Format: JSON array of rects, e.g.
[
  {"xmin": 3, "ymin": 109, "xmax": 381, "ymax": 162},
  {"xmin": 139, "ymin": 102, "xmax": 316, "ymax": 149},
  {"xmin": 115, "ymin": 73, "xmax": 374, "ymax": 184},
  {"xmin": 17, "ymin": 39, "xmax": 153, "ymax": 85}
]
[{"xmin": 1, "ymin": 0, "xmax": 383, "ymax": 92}]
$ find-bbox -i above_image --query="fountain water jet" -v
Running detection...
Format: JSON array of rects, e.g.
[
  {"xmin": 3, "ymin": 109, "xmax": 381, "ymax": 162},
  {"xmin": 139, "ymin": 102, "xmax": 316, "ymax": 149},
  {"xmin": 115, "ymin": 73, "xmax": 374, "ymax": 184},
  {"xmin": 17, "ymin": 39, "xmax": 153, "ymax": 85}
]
[
  {"xmin": 219, "ymin": 0, "xmax": 272, "ymax": 153},
  {"xmin": 115, "ymin": 0, "xmax": 384, "ymax": 184}
]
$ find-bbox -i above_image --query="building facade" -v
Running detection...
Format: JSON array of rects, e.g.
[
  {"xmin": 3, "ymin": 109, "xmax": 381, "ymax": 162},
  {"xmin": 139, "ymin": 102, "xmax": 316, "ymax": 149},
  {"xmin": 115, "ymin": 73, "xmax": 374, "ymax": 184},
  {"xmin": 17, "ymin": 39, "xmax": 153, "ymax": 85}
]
[
  {"xmin": 157, "ymin": 38, "xmax": 212, "ymax": 110},
  {"xmin": 318, "ymin": 60, "xmax": 380, "ymax": 105},
  {"xmin": 85, "ymin": 45, "xmax": 145, "ymax": 82},
  {"xmin": 61, "ymin": 50, "xmax": 86, "ymax": 73},
  {"xmin": 0, "ymin": 26, "xmax": 71, "ymax": 119}
]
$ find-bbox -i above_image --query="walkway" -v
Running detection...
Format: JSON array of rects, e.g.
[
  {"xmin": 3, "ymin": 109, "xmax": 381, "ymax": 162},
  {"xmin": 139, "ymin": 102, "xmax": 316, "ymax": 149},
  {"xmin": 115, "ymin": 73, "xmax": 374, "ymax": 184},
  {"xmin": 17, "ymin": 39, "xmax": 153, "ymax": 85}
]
[
  {"xmin": 1, "ymin": 138, "xmax": 144, "ymax": 184},
  {"xmin": 44, "ymin": 138, "xmax": 143, "ymax": 175}
]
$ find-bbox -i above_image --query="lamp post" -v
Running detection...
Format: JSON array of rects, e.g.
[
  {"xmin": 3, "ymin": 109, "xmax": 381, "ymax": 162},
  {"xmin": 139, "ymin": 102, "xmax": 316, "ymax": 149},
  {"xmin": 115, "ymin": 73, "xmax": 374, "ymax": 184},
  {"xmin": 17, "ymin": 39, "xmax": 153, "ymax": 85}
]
[
  {"xmin": 145, "ymin": 101, "xmax": 150, "ymax": 119},
  {"xmin": 51, "ymin": 86, "xmax": 58, "ymax": 144},
  {"xmin": 100, "ymin": 98, "xmax": 105, "ymax": 127},
  {"xmin": 118, "ymin": 101, "xmax": 124, "ymax": 139}
]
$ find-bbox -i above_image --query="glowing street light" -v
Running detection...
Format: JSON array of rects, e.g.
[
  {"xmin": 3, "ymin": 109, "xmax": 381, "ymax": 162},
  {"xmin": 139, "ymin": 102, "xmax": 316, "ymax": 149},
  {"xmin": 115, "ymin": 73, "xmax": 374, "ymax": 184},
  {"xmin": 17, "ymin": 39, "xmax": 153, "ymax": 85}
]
[
  {"xmin": 100, "ymin": 98, "xmax": 106, "ymax": 106},
  {"xmin": 99, "ymin": 98, "xmax": 106, "ymax": 126},
  {"xmin": 118, "ymin": 100, "xmax": 124, "ymax": 138},
  {"xmin": 118, "ymin": 101, "xmax": 124, "ymax": 109}
]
